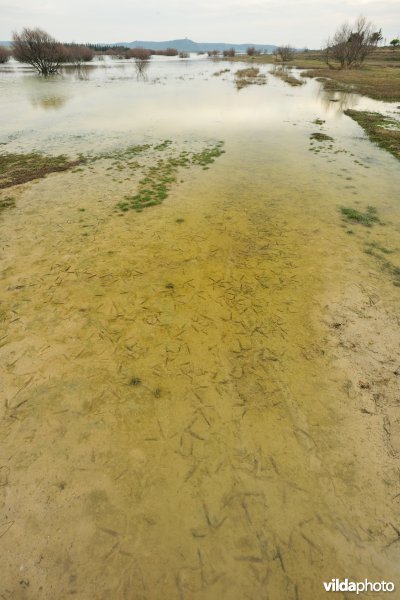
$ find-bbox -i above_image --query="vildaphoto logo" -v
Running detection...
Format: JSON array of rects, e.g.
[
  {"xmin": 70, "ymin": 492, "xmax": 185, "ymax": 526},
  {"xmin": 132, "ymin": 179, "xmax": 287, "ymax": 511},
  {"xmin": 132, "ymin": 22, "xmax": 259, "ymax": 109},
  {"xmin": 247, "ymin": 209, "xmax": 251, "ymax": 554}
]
[{"xmin": 323, "ymin": 579, "xmax": 395, "ymax": 594}]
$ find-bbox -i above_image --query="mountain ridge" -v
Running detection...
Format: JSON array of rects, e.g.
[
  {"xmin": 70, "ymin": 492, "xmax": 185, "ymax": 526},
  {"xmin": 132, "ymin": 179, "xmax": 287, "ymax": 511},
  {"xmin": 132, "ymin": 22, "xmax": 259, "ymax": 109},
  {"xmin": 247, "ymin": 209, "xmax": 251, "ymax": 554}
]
[{"xmin": 115, "ymin": 38, "xmax": 277, "ymax": 52}]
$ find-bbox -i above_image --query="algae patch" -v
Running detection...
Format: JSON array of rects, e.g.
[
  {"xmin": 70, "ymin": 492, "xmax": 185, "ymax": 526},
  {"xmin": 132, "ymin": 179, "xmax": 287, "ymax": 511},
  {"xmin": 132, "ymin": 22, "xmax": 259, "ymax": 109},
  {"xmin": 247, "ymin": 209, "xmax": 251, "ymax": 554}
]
[{"xmin": 117, "ymin": 141, "xmax": 225, "ymax": 213}]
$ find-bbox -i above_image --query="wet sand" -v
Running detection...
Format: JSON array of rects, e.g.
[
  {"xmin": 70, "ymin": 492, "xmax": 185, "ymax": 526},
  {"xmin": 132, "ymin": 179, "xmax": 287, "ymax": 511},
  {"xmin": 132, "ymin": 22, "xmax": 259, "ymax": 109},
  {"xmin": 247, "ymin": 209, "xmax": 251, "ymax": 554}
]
[{"xmin": 0, "ymin": 141, "xmax": 400, "ymax": 599}]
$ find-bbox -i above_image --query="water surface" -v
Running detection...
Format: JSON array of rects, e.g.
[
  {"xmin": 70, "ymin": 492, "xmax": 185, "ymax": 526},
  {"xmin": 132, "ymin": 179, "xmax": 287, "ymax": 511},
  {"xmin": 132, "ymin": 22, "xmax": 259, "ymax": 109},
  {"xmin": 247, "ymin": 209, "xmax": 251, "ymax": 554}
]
[{"xmin": 1, "ymin": 56, "xmax": 400, "ymax": 599}]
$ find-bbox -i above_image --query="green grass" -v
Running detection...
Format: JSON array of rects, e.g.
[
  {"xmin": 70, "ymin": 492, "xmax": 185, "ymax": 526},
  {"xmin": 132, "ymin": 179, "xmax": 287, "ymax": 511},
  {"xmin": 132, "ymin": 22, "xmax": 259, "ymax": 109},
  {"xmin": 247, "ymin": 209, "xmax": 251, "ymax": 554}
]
[
  {"xmin": 363, "ymin": 242, "xmax": 400, "ymax": 286},
  {"xmin": 117, "ymin": 142, "xmax": 225, "ymax": 213},
  {"xmin": 310, "ymin": 132, "xmax": 334, "ymax": 142},
  {"xmin": 0, "ymin": 195, "xmax": 16, "ymax": 213},
  {"xmin": 344, "ymin": 110, "xmax": 400, "ymax": 161},
  {"xmin": 0, "ymin": 152, "xmax": 85, "ymax": 189},
  {"xmin": 340, "ymin": 205, "xmax": 380, "ymax": 227}
]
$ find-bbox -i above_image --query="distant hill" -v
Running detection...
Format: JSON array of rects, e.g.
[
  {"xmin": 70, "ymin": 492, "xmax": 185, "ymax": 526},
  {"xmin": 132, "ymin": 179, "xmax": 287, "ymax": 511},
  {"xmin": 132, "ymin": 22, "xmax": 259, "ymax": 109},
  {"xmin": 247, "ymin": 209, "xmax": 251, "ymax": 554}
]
[
  {"xmin": 0, "ymin": 38, "xmax": 277, "ymax": 53},
  {"xmin": 117, "ymin": 38, "xmax": 277, "ymax": 53}
]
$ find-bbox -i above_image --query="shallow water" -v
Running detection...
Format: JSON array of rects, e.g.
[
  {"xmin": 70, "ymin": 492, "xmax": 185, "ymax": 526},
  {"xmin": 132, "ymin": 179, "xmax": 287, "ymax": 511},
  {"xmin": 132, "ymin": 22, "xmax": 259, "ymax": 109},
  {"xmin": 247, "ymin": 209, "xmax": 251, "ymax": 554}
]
[{"xmin": 1, "ymin": 57, "xmax": 400, "ymax": 599}]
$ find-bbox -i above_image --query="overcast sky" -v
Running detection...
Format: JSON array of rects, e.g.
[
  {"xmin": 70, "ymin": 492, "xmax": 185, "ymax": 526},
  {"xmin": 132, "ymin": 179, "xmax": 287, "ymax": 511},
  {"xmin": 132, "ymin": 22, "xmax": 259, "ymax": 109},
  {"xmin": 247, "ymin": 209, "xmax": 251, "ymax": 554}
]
[{"xmin": 1, "ymin": 0, "xmax": 399, "ymax": 46}]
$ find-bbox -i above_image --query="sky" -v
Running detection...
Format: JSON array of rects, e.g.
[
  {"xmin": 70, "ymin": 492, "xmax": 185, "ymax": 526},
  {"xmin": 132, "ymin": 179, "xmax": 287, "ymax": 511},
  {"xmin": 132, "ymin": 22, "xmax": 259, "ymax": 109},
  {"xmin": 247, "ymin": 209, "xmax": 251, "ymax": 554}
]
[{"xmin": 1, "ymin": 0, "xmax": 399, "ymax": 47}]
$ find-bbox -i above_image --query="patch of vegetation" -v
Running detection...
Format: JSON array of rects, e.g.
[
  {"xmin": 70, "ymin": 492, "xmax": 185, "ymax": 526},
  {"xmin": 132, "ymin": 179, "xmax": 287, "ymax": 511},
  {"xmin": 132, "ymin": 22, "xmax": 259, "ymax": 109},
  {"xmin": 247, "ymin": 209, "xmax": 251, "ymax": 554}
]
[
  {"xmin": 340, "ymin": 205, "xmax": 380, "ymax": 227},
  {"xmin": 364, "ymin": 241, "xmax": 393, "ymax": 255},
  {"xmin": 235, "ymin": 67, "xmax": 267, "ymax": 89},
  {"xmin": 0, "ymin": 195, "xmax": 16, "ymax": 213},
  {"xmin": 313, "ymin": 119, "xmax": 325, "ymax": 125},
  {"xmin": 271, "ymin": 67, "xmax": 305, "ymax": 87},
  {"xmin": 88, "ymin": 143, "xmax": 151, "ymax": 163},
  {"xmin": 116, "ymin": 142, "xmax": 225, "ymax": 213},
  {"xmin": 364, "ymin": 242, "xmax": 400, "ymax": 286},
  {"xmin": 191, "ymin": 142, "xmax": 225, "ymax": 168},
  {"xmin": 344, "ymin": 110, "xmax": 400, "ymax": 161},
  {"xmin": 213, "ymin": 69, "xmax": 230, "ymax": 76},
  {"xmin": 310, "ymin": 132, "xmax": 334, "ymax": 142},
  {"xmin": 0, "ymin": 151, "xmax": 85, "ymax": 189},
  {"xmin": 154, "ymin": 140, "xmax": 173, "ymax": 151},
  {"xmin": 302, "ymin": 66, "xmax": 400, "ymax": 101},
  {"xmin": 312, "ymin": 76, "xmax": 352, "ymax": 93}
]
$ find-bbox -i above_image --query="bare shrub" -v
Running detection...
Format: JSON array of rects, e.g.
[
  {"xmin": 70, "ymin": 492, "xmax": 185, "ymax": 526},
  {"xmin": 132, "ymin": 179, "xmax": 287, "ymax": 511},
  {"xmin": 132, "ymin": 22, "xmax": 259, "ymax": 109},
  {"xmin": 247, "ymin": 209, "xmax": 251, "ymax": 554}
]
[
  {"xmin": 64, "ymin": 44, "xmax": 95, "ymax": 64},
  {"xmin": 207, "ymin": 50, "xmax": 220, "ymax": 57},
  {"xmin": 274, "ymin": 45, "xmax": 295, "ymax": 62},
  {"xmin": 179, "ymin": 51, "xmax": 189, "ymax": 58},
  {"xmin": 126, "ymin": 47, "xmax": 152, "ymax": 60},
  {"xmin": 324, "ymin": 16, "xmax": 382, "ymax": 68},
  {"xmin": 223, "ymin": 48, "xmax": 236, "ymax": 57},
  {"xmin": 0, "ymin": 46, "xmax": 10, "ymax": 63},
  {"xmin": 12, "ymin": 27, "xmax": 66, "ymax": 75},
  {"xmin": 246, "ymin": 46, "xmax": 261, "ymax": 56}
]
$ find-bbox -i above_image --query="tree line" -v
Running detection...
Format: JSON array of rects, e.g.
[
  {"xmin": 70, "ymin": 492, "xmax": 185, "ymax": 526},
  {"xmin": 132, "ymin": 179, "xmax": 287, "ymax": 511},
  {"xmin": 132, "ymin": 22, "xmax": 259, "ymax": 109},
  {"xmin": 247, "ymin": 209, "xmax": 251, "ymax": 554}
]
[{"xmin": 1, "ymin": 18, "xmax": 397, "ymax": 74}]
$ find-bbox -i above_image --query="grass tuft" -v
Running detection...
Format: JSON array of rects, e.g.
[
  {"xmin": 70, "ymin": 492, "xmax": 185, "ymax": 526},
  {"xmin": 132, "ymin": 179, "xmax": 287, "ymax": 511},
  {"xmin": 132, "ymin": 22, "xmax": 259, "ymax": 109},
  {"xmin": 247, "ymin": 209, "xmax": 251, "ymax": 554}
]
[{"xmin": 340, "ymin": 205, "xmax": 380, "ymax": 227}]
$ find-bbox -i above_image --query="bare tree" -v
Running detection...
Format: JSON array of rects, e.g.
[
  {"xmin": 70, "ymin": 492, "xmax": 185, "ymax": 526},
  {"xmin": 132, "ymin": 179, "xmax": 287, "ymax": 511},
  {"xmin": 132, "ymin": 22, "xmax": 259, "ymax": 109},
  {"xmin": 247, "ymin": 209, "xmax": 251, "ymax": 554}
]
[
  {"xmin": 223, "ymin": 48, "xmax": 236, "ymax": 57},
  {"xmin": 324, "ymin": 16, "xmax": 382, "ymax": 68},
  {"xmin": 0, "ymin": 46, "xmax": 10, "ymax": 63},
  {"xmin": 63, "ymin": 44, "xmax": 95, "ymax": 65},
  {"xmin": 274, "ymin": 45, "xmax": 295, "ymax": 62},
  {"xmin": 246, "ymin": 46, "xmax": 261, "ymax": 56},
  {"xmin": 12, "ymin": 28, "xmax": 66, "ymax": 75}
]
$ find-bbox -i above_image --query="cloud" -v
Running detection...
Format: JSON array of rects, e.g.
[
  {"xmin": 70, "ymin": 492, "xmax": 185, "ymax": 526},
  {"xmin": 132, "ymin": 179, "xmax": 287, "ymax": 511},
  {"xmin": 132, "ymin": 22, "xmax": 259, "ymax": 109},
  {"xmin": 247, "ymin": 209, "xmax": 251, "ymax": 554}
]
[{"xmin": 1, "ymin": 0, "xmax": 399, "ymax": 45}]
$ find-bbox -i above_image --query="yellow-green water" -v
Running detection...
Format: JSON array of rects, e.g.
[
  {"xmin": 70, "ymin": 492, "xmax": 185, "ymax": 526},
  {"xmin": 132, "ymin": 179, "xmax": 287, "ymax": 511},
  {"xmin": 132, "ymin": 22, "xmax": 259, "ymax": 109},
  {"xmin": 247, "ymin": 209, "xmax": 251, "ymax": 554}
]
[{"xmin": 1, "ymin": 57, "xmax": 400, "ymax": 599}]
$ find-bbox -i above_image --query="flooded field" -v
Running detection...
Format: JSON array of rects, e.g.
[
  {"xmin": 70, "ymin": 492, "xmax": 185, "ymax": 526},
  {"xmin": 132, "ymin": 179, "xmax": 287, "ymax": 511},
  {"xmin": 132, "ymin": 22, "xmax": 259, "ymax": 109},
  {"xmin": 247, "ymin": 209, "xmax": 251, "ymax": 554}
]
[{"xmin": 1, "ymin": 56, "xmax": 400, "ymax": 599}]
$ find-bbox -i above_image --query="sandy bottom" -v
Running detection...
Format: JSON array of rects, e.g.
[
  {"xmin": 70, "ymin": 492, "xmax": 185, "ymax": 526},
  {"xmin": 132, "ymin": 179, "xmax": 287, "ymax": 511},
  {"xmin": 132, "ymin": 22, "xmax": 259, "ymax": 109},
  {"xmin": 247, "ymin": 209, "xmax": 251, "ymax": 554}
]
[{"xmin": 1, "ymin": 146, "xmax": 400, "ymax": 599}]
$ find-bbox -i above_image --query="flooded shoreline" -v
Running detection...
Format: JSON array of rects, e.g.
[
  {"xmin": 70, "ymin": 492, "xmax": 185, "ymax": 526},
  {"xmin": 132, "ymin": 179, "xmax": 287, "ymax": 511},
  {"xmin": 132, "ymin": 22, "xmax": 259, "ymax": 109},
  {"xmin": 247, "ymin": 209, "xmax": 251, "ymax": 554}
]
[{"xmin": 1, "ymin": 58, "xmax": 400, "ymax": 598}]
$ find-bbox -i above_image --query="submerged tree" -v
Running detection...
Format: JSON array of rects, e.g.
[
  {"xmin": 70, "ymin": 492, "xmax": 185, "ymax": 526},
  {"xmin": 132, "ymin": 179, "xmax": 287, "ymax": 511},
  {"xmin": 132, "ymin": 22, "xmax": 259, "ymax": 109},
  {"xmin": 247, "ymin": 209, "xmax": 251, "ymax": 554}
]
[
  {"xmin": 324, "ymin": 16, "xmax": 382, "ymax": 69},
  {"xmin": 125, "ymin": 47, "xmax": 152, "ymax": 77},
  {"xmin": 12, "ymin": 28, "xmax": 66, "ymax": 76}
]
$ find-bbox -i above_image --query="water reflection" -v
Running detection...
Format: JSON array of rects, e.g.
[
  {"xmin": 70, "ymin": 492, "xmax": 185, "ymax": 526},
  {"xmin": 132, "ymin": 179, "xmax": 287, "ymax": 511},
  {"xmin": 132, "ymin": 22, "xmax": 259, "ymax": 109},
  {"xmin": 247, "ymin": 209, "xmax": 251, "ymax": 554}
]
[
  {"xmin": 30, "ymin": 93, "xmax": 70, "ymax": 110},
  {"xmin": 60, "ymin": 63, "xmax": 97, "ymax": 77},
  {"xmin": 316, "ymin": 86, "xmax": 360, "ymax": 113},
  {"xmin": 134, "ymin": 58, "xmax": 151, "ymax": 80}
]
